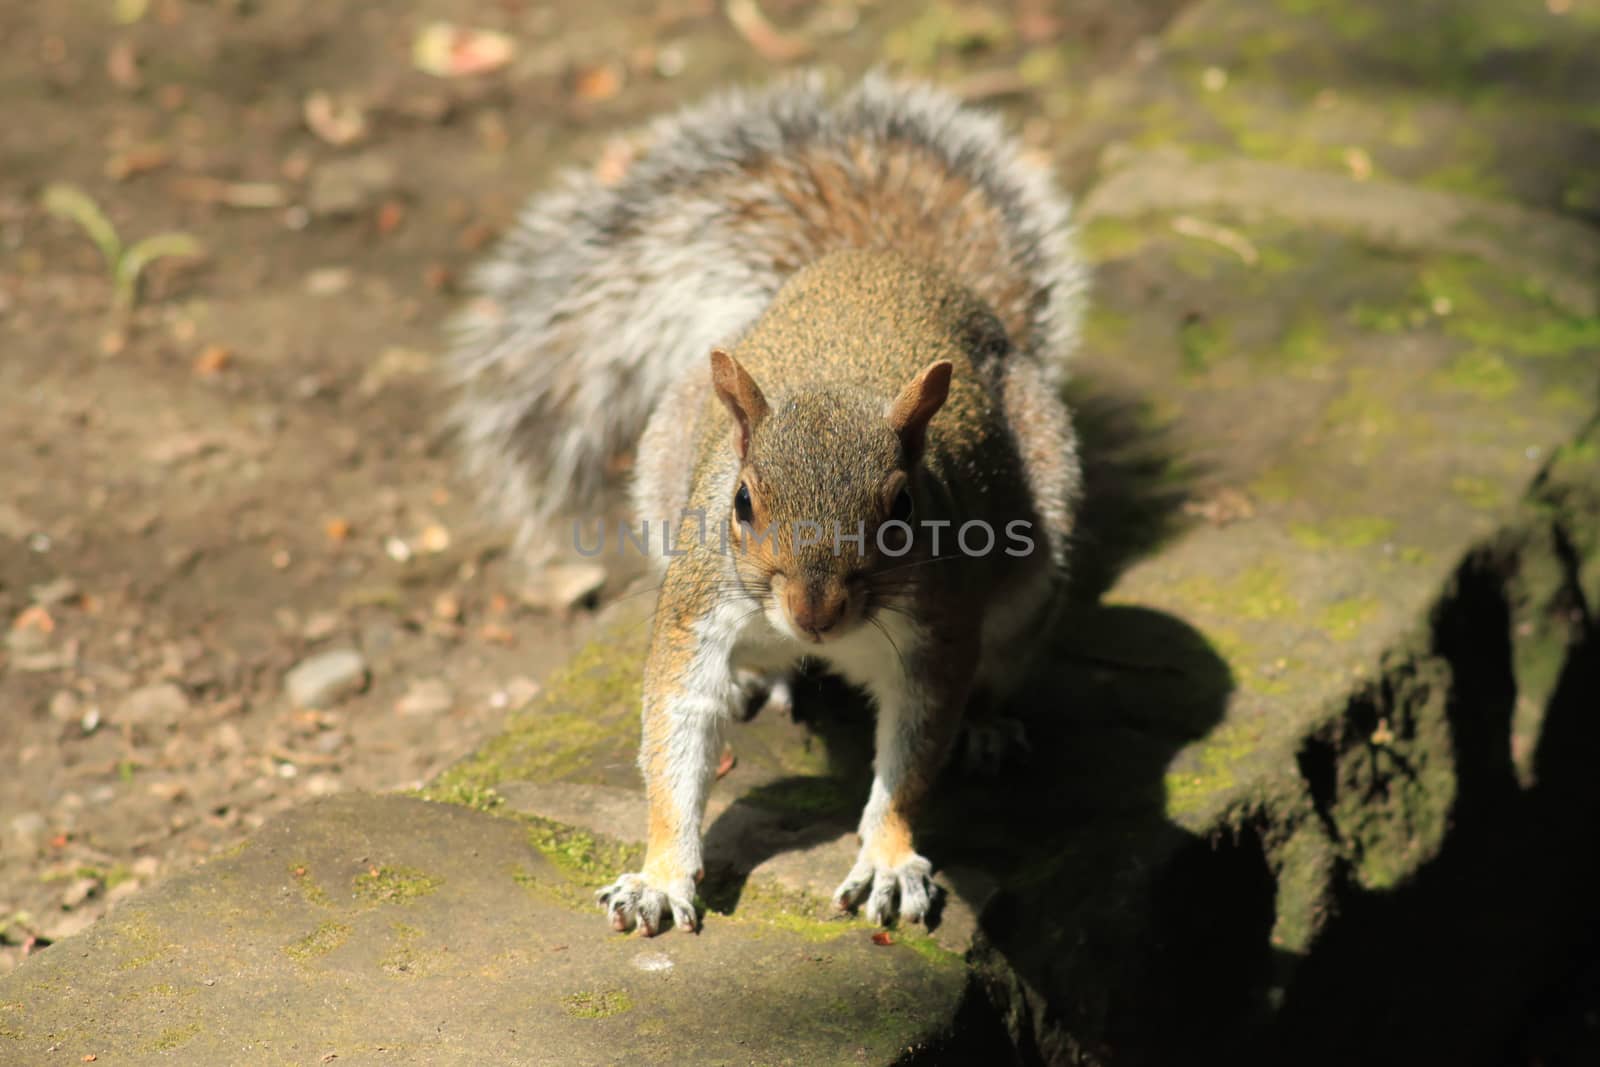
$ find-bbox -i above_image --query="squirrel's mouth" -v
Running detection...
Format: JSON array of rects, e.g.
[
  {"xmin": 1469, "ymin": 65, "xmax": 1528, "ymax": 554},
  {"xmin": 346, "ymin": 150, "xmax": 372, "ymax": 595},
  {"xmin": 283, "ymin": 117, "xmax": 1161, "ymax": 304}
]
[{"xmin": 765, "ymin": 573, "xmax": 862, "ymax": 644}]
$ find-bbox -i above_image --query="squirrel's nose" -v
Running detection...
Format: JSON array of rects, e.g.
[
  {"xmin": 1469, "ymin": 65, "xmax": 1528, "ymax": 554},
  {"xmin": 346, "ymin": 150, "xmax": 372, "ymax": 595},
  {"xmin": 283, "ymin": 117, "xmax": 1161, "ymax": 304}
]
[{"xmin": 785, "ymin": 581, "xmax": 848, "ymax": 641}]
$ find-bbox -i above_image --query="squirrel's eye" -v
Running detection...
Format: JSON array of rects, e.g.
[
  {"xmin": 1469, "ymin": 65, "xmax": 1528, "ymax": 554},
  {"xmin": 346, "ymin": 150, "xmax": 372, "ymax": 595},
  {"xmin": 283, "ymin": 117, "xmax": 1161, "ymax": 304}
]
[
  {"xmin": 890, "ymin": 486, "xmax": 913, "ymax": 522},
  {"xmin": 734, "ymin": 483, "xmax": 754, "ymax": 525}
]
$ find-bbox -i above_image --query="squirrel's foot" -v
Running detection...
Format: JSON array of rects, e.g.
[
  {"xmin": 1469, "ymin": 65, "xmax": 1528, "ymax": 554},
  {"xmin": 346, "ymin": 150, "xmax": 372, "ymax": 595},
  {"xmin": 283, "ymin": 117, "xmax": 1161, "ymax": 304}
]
[
  {"xmin": 733, "ymin": 669, "xmax": 794, "ymax": 723},
  {"xmin": 833, "ymin": 852, "xmax": 937, "ymax": 926},
  {"xmin": 596, "ymin": 872, "xmax": 698, "ymax": 936}
]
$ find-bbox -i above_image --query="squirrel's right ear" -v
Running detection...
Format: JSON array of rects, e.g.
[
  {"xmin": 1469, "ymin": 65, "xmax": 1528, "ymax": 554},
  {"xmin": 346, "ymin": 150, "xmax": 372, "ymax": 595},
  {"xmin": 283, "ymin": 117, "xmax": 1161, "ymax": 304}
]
[
  {"xmin": 888, "ymin": 360, "xmax": 953, "ymax": 463},
  {"xmin": 709, "ymin": 348, "xmax": 770, "ymax": 461}
]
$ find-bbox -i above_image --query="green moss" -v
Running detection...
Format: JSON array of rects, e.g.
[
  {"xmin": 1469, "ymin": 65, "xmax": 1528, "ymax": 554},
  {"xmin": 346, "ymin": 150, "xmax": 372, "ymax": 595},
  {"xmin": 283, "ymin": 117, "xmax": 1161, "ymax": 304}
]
[
  {"xmin": 353, "ymin": 865, "xmax": 442, "ymax": 904},
  {"xmin": 1179, "ymin": 316, "xmax": 1227, "ymax": 375},
  {"xmin": 1564, "ymin": 172, "xmax": 1600, "ymax": 215},
  {"xmin": 414, "ymin": 781, "xmax": 504, "ymax": 813},
  {"xmin": 380, "ymin": 922, "xmax": 432, "ymax": 977},
  {"xmin": 1344, "ymin": 252, "xmax": 1600, "ymax": 361},
  {"xmin": 1163, "ymin": 724, "xmax": 1258, "ymax": 818},
  {"xmin": 1078, "ymin": 217, "xmax": 1150, "ymax": 264},
  {"xmin": 1450, "ymin": 474, "xmax": 1508, "ymax": 511},
  {"xmin": 430, "ymin": 633, "xmax": 645, "ymax": 795},
  {"xmin": 287, "ymin": 861, "xmax": 332, "ymax": 907},
  {"xmin": 1554, "ymin": 437, "xmax": 1600, "ymax": 466},
  {"xmin": 1275, "ymin": 0, "xmax": 1381, "ymax": 40},
  {"xmin": 1418, "ymin": 161, "xmax": 1506, "ymax": 200},
  {"xmin": 1289, "ymin": 516, "xmax": 1395, "ymax": 549},
  {"xmin": 1250, "ymin": 467, "xmax": 1298, "ymax": 504},
  {"xmin": 525, "ymin": 818, "xmax": 643, "ymax": 887},
  {"xmin": 562, "ymin": 989, "xmax": 634, "ymax": 1019},
  {"xmin": 124, "ymin": 982, "xmax": 195, "ymax": 1005},
  {"xmin": 283, "ymin": 920, "xmax": 351, "ymax": 963},
  {"xmin": 1544, "ymin": 385, "xmax": 1590, "ymax": 411},
  {"xmin": 1081, "ymin": 305, "xmax": 1131, "ymax": 353},
  {"xmin": 897, "ymin": 930, "xmax": 965, "ymax": 966},
  {"xmin": 1018, "ymin": 47, "xmax": 1066, "ymax": 89},
  {"xmin": 1455, "ymin": 313, "xmax": 1600, "ymax": 359},
  {"xmin": 1170, "ymin": 564, "xmax": 1295, "ymax": 624},
  {"xmin": 212, "ymin": 839, "xmax": 249, "ymax": 862},
  {"xmin": 1348, "ymin": 301, "xmax": 1417, "ymax": 334},
  {"xmin": 740, "ymin": 777, "xmax": 855, "ymax": 817},
  {"xmin": 1322, "ymin": 376, "xmax": 1401, "ymax": 457},
  {"xmin": 111, "ymin": 911, "xmax": 167, "ymax": 973},
  {"xmin": 1236, "ymin": 565, "xmax": 1295, "ymax": 620},
  {"xmin": 722, "ymin": 882, "xmax": 858, "ymax": 943},
  {"xmin": 1321, "ymin": 595, "xmax": 1381, "ymax": 640},
  {"xmin": 1277, "ymin": 315, "xmax": 1337, "ymax": 369},
  {"xmin": 144, "ymin": 1022, "xmax": 202, "ymax": 1052},
  {"xmin": 1435, "ymin": 350, "xmax": 1520, "ymax": 399},
  {"xmin": 883, "ymin": 2, "xmax": 1013, "ymax": 71}
]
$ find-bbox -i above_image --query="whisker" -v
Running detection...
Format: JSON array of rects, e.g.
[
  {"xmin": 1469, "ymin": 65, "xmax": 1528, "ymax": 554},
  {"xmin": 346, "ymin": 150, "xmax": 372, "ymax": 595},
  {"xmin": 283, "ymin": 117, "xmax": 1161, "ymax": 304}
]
[{"xmin": 869, "ymin": 614, "xmax": 911, "ymax": 679}]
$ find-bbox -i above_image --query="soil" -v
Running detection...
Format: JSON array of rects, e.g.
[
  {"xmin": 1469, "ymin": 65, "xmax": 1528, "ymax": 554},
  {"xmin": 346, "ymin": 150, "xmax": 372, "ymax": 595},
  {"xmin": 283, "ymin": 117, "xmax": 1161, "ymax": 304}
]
[{"xmin": 0, "ymin": 0, "xmax": 1184, "ymax": 976}]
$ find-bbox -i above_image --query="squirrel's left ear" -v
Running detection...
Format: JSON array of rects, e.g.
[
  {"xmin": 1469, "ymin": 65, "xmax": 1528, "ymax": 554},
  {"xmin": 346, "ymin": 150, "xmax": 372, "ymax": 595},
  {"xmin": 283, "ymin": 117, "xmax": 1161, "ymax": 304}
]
[
  {"xmin": 710, "ymin": 348, "xmax": 770, "ymax": 460},
  {"xmin": 888, "ymin": 360, "xmax": 953, "ymax": 462}
]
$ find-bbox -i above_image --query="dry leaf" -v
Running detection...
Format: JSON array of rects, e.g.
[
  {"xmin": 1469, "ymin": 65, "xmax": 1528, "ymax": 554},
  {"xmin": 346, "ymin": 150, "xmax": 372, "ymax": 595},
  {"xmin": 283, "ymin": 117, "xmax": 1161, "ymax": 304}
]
[
  {"xmin": 413, "ymin": 22, "xmax": 516, "ymax": 78},
  {"xmin": 170, "ymin": 177, "xmax": 287, "ymax": 209},
  {"xmin": 725, "ymin": 0, "xmax": 813, "ymax": 61},
  {"xmin": 871, "ymin": 931, "xmax": 893, "ymax": 946},
  {"xmin": 105, "ymin": 145, "xmax": 170, "ymax": 182},
  {"xmin": 572, "ymin": 63, "xmax": 624, "ymax": 102},
  {"xmin": 375, "ymin": 199, "xmax": 406, "ymax": 235},
  {"xmin": 479, "ymin": 622, "xmax": 515, "ymax": 646},
  {"xmin": 192, "ymin": 344, "xmax": 231, "ymax": 376},
  {"xmin": 303, "ymin": 91, "xmax": 369, "ymax": 147},
  {"xmin": 13, "ymin": 604, "xmax": 56, "ymax": 633},
  {"xmin": 105, "ymin": 41, "xmax": 141, "ymax": 89}
]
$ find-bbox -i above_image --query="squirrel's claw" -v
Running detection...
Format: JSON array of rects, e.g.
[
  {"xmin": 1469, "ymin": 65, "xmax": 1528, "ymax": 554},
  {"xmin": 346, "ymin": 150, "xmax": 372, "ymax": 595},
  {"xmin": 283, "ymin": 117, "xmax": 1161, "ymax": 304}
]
[
  {"xmin": 833, "ymin": 853, "xmax": 936, "ymax": 926},
  {"xmin": 597, "ymin": 872, "xmax": 698, "ymax": 936}
]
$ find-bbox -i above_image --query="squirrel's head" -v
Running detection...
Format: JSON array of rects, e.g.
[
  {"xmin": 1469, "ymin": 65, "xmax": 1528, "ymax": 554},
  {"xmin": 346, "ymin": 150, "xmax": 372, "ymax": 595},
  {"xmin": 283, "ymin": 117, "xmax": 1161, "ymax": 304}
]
[{"xmin": 709, "ymin": 348, "xmax": 951, "ymax": 645}]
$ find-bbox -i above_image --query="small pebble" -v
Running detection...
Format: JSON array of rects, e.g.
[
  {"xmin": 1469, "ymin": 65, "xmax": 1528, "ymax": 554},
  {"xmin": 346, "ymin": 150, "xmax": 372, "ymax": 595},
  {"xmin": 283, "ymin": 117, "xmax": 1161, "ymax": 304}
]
[
  {"xmin": 60, "ymin": 877, "xmax": 99, "ymax": 910},
  {"xmin": 306, "ymin": 153, "xmax": 398, "ymax": 218},
  {"xmin": 313, "ymin": 729, "xmax": 348, "ymax": 756},
  {"xmin": 30, "ymin": 577, "xmax": 79, "ymax": 606},
  {"xmin": 517, "ymin": 562, "xmax": 606, "ymax": 613},
  {"xmin": 115, "ymin": 682, "xmax": 190, "ymax": 727},
  {"xmin": 6, "ymin": 812, "xmax": 48, "ymax": 855},
  {"xmin": 284, "ymin": 649, "xmax": 370, "ymax": 709},
  {"xmin": 395, "ymin": 678, "xmax": 453, "ymax": 717},
  {"xmin": 47, "ymin": 690, "xmax": 81, "ymax": 724}
]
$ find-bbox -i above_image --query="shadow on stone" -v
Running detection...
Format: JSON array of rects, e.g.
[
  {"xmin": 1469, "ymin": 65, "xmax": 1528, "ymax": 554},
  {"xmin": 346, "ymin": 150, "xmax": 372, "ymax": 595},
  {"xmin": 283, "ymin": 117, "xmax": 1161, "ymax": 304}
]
[{"xmin": 1246, "ymin": 532, "xmax": 1600, "ymax": 1066}]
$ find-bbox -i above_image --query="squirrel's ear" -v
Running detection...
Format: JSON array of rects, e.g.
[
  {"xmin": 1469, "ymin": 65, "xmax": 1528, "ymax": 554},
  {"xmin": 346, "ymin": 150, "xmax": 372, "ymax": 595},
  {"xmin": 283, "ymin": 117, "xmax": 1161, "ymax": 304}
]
[
  {"xmin": 887, "ymin": 360, "xmax": 953, "ymax": 462},
  {"xmin": 709, "ymin": 348, "xmax": 770, "ymax": 460}
]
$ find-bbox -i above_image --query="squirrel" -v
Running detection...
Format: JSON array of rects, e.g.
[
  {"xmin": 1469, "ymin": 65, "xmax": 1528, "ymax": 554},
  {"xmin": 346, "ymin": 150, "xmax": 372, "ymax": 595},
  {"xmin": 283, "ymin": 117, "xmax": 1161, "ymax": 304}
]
[{"xmin": 446, "ymin": 73, "xmax": 1085, "ymax": 935}]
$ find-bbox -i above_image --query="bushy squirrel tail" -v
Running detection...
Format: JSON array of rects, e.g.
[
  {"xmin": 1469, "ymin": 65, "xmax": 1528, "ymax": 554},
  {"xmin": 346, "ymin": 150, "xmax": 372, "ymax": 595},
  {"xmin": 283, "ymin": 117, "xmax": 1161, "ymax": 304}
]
[{"xmin": 444, "ymin": 72, "xmax": 1083, "ymax": 560}]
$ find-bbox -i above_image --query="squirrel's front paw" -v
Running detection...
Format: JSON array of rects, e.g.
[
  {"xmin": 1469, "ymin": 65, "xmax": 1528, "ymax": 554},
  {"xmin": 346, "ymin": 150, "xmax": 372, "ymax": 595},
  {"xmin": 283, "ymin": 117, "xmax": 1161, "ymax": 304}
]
[
  {"xmin": 833, "ymin": 852, "xmax": 938, "ymax": 926},
  {"xmin": 596, "ymin": 872, "xmax": 698, "ymax": 936}
]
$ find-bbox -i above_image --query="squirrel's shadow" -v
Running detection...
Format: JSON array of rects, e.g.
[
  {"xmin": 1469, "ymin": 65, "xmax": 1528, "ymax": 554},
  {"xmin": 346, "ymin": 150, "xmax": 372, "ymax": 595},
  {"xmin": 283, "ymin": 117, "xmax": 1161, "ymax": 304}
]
[{"xmin": 698, "ymin": 380, "xmax": 1264, "ymax": 1055}]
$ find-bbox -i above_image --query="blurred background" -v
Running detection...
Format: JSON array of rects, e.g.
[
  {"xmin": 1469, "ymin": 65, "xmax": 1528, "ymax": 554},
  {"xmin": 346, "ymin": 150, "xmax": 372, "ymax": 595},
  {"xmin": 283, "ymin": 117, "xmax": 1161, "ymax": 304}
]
[{"xmin": 0, "ymin": 0, "xmax": 1191, "ymax": 978}]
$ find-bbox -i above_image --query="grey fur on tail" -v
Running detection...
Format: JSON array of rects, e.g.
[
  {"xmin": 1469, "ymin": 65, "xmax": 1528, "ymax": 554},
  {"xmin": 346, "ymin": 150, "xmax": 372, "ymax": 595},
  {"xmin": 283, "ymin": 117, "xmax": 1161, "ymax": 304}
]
[{"xmin": 443, "ymin": 71, "xmax": 1085, "ymax": 560}]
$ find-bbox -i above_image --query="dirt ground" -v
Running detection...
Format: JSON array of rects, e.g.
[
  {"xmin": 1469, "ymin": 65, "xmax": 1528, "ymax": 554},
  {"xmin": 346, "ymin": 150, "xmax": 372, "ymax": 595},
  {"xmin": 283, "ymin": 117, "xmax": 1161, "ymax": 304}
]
[{"xmin": 0, "ymin": 0, "xmax": 1183, "ymax": 976}]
